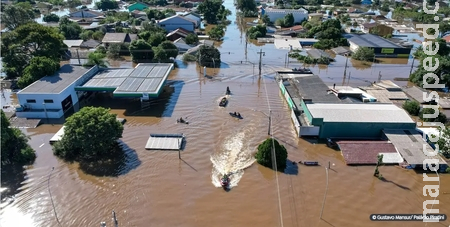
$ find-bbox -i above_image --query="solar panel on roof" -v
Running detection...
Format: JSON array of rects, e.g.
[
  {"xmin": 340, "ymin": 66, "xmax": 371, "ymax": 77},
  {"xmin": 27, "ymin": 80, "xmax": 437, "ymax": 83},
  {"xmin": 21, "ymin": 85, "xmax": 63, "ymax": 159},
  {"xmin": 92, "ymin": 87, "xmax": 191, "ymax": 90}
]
[
  {"xmin": 116, "ymin": 77, "xmax": 145, "ymax": 92},
  {"xmin": 137, "ymin": 78, "xmax": 160, "ymax": 92}
]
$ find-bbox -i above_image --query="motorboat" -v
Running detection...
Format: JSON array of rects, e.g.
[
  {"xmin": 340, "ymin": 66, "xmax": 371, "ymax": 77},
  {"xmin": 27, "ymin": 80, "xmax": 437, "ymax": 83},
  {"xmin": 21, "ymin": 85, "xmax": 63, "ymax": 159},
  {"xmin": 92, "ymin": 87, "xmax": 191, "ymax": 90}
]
[
  {"xmin": 298, "ymin": 161, "xmax": 319, "ymax": 166},
  {"xmin": 219, "ymin": 97, "xmax": 228, "ymax": 107},
  {"xmin": 176, "ymin": 118, "xmax": 189, "ymax": 124},
  {"xmin": 229, "ymin": 112, "xmax": 243, "ymax": 119},
  {"xmin": 220, "ymin": 174, "xmax": 230, "ymax": 189}
]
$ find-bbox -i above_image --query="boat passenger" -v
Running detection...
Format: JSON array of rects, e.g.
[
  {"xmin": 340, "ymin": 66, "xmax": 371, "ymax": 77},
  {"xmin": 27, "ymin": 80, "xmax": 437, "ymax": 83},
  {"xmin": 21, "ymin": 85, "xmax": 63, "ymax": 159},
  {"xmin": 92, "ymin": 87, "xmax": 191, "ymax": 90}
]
[
  {"xmin": 237, "ymin": 112, "xmax": 241, "ymax": 117},
  {"xmin": 179, "ymin": 117, "xmax": 184, "ymax": 122},
  {"xmin": 234, "ymin": 112, "xmax": 237, "ymax": 115}
]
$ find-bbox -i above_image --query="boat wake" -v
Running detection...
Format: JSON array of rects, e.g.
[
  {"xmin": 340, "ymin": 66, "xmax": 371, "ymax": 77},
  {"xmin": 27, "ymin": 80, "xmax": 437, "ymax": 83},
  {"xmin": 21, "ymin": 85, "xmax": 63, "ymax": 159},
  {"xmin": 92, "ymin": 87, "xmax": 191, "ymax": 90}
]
[{"xmin": 210, "ymin": 132, "xmax": 255, "ymax": 189}]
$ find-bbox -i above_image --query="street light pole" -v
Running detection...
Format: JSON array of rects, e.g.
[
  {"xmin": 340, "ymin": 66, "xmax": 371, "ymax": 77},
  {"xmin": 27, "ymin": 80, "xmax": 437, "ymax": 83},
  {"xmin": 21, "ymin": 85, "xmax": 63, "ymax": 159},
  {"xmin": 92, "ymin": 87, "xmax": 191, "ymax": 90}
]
[
  {"xmin": 320, "ymin": 167, "xmax": 329, "ymax": 219},
  {"xmin": 211, "ymin": 58, "xmax": 216, "ymax": 75}
]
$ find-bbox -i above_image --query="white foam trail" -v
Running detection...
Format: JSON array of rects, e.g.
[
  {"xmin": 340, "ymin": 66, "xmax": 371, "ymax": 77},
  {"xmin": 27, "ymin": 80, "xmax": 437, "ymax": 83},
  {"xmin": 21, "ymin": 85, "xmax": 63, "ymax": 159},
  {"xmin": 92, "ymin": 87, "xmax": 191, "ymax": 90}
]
[{"xmin": 210, "ymin": 132, "xmax": 256, "ymax": 188}]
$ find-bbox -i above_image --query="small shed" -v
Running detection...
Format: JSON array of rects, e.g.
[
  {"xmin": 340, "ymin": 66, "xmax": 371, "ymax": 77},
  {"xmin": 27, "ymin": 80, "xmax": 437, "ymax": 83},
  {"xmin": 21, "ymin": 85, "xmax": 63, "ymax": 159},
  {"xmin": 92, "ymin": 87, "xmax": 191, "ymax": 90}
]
[{"xmin": 306, "ymin": 49, "xmax": 333, "ymax": 60}]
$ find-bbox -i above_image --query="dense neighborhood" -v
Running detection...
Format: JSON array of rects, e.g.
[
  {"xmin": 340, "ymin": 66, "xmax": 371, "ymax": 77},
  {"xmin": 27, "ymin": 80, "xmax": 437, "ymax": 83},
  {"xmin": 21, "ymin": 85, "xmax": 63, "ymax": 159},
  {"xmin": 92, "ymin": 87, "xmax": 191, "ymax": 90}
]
[{"xmin": 1, "ymin": 0, "xmax": 450, "ymax": 225}]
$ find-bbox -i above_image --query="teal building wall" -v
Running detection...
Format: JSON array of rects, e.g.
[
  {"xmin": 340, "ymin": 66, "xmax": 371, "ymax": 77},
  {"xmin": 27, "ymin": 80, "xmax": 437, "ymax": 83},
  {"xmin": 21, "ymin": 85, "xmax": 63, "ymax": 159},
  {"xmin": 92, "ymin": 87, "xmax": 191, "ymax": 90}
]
[{"xmin": 316, "ymin": 122, "xmax": 417, "ymax": 138}]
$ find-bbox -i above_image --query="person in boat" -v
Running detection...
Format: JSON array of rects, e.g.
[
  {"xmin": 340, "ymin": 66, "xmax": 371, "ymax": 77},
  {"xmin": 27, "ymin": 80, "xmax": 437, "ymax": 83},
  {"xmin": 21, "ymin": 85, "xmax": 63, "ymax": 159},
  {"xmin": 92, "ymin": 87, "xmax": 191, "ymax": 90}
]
[
  {"xmin": 233, "ymin": 112, "xmax": 237, "ymax": 116},
  {"xmin": 226, "ymin": 86, "xmax": 230, "ymax": 93},
  {"xmin": 237, "ymin": 112, "xmax": 241, "ymax": 118},
  {"xmin": 179, "ymin": 117, "xmax": 184, "ymax": 122}
]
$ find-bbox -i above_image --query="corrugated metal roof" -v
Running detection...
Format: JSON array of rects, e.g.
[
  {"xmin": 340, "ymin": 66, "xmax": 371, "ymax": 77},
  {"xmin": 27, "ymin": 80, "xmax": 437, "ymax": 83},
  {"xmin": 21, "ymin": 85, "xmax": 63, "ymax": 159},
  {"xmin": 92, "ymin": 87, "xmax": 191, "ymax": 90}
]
[
  {"xmin": 338, "ymin": 141, "xmax": 398, "ymax": 164},
  {"xmin": 344, "ymin": 33, "xmax": 403, "ymax": 48},
  {"xmin": 383, "ymin": 129, "xmax": 447, "ymax": 165},
  {"xmin": 306, "ymin": 103, "xmax": 414, "ymax": 123}
]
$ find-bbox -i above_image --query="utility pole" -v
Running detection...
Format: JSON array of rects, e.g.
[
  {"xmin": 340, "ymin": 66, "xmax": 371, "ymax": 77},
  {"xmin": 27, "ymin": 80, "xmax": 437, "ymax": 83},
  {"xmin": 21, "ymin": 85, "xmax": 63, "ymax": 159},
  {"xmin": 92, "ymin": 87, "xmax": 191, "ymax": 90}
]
[
  {"xmin": 378, "ymin": 71, "xmax": 382, "ymax": 83},
  {"xmin": 409, "ymin": 57, "xmax": 416, "ymax": 77},
  {"xmin": 76, "ymin": 49, "xmax": 81, "ymax": 65},
  {"xmin": 258, "ymin": 49, "xmax": 265, "ymax": 76},
  {"xmin": 245, "ymin": 38, "xmax": 248, "ymax": 62},
  {"xmin": 320, "ymin": 167, "xmax": 329, "ymax": 219},
  {"xmin": 268, "ymin": 110, "xmax": 271, "ymax": 135},
  {"xmin": 343, "ymin": 54, "xmax": 349, "ymax": 78}
]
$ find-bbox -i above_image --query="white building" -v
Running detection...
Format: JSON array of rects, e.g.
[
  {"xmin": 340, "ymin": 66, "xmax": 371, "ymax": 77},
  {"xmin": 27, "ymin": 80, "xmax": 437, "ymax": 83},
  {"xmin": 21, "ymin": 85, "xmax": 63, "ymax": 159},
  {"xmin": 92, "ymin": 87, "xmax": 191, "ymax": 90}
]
[
  {"xmin": 157, "ymin": 15, "xmax": 196, "ymax": 33},
  {"xmin": 15, "ymin": 65, "xmax": 99, "ymax": 119},
  {"xmin": 261, "ymin": 8, "xmax": 309, "ymax": 23}
]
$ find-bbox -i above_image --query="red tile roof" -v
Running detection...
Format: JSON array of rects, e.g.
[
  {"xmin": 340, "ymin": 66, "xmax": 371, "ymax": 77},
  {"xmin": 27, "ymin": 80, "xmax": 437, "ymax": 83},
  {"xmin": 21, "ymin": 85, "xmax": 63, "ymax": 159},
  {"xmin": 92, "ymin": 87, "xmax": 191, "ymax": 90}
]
[{"xmin": 337, "ymin": 141, "xmax": 397, "ymax": 165}]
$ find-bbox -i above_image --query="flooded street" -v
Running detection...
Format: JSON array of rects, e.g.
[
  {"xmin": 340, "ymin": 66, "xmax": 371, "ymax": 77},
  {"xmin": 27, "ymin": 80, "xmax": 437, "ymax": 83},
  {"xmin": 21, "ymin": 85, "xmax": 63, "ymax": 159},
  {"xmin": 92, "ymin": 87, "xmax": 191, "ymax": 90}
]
[{"xmin": 1, "ymin": 1, "xmax": 450, "ymax": 227}]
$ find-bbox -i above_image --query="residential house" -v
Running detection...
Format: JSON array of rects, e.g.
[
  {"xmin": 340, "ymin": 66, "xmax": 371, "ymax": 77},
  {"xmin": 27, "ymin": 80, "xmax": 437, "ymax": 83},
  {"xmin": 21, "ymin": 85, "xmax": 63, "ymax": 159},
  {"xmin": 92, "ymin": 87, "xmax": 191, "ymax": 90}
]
[
  {"xmin": 348, "ymin": 8, "xmax": 364, "ymax": 13},
  {"xmin": 308, "ymin": 13, "xmax": 323, "ymax": 21},
  {"xmin": 259, "ymin": 8, "xmax": 308, "ymax": 23},
  {"xmin": 131, "ymin": 10, "xmax": 148, "ymax": 19},
  {"xmin": 361, "ymin": 23, "xmax": 394, "ymax": 36},
  {"xmin": 166, "ymin": 28, "xmax": 193, "ymax": 41},
  {"xmin": 63, "ymin": 40, "xmax": 83, "ymax": 48},
  {"xmin": 157, "ymin": 15, "xmax": 196, "ymax": 32},
  {"xmin": 173, "ymin": 38, "xmax": 193, "ymax": 53},
  {"xmin": 80, "ymin": 39, "xmax": 101, "ymax": 49},
  {"xmin": 128, "ymin": 2, "xmax": 149, "ymax": 12},
  {"xmin": 372, "ymin": 15, "xmax": 387, "ymax": 20},
  {"xmin": 173, "ymin": 0, "xmax": 203, "ymax": 3},
  {"xmin": 182, "ymin": 12, "xmax": 202, "ymax": 28},
  {"xmin": 69, "ymin": 9, "xmax": 104, "ymax": 22},
  {"xmin": 275, "ymin": 25, "xmax": 304, "ymax": 36},
  {"xmin": 102, "ymin": 33, "xmax": 138, "ymax": 46}
]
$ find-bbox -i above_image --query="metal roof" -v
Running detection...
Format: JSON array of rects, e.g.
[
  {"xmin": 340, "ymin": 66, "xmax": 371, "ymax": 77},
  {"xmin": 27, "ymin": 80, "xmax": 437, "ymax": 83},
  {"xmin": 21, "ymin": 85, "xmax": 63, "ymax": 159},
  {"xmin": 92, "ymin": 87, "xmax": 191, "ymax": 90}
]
[
  {"xmin": 402, "ymin": 86, "xmax": 430, "ymax": 103},
  {"xmin": 79, "ymin": 63, "xmax": 173, "ymax": 95},
  {"xmin": 145, "ymin": 133, "xmax": 184, "ymax": 150},
  {"xmin": 286, "ymin": 75, "xmax": 342, "ymax": 103},
  {"xmin": 19, "ymin": 65, "xmax": 93, "ymax": 94},
  {"xmin": 337, "ymin": 140, "xmax": 398, "ymax": 164},
  {"xmin": 63, "ymin": 39, "xmax": 83, "ymax": 48},
  {"xmin": 307, "ymin": 49, "xmax": 332, "ymax": 59},
  {"xmin": 306, "ymin": 103, "xmax": 415, "ymax": 123},
  {"xmin": 344, "ymin": 33, "xmax": 404, "ymax": 49},
  {"xmin": 383, "ymin": 129, "xmax": 447, "ymax": 165}
]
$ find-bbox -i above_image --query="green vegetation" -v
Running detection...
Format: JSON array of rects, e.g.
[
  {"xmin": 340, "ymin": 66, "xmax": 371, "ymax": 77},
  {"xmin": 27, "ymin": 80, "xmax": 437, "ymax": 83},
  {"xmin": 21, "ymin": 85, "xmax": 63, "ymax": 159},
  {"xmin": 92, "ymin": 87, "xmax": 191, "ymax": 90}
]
[
  {"xmin": 1, "ymin": 23, "xmax": 65, "ymax": 79},
  {"xmin": 17, "ymin": 57, "xmax": 60, "ymax": 88},
  {"xmin": 1, "ymin": 110, "xmax": 36, "ymax": 166},
  {"xmin": 80, "ymin": 30, "xmax": 105, "ymax": 41},
  {"xmin": 275, "ymin": 13, "xmax": 294, "ymax": 28},
  {"xmin": 129, "ymin": 39, "xmax": 154, "ymax": 62},
  {"xmin": 409, "ymin": 39, "xmax": 450, "ymax": 88},
  {"xmin": 145, "ymin": 8, "xmax": 175, "ymax": 20},
  {"xmin": 43, "ymin": 13, "xmax": 60, "ymax": 22},
  {"xmin": 296, "ymin": 55, "xmax": 331, "ymax": 65},
  {"xmin": 435, "ymin": 127, "xmax": 450, "ymax": 159},
  {"xmin": 182, "ymin": 53, "xmax": 197, "ymax": 62},
  {"xmin": 198, "ymin": 45, "xmax": 221, "ymax": 67},
  {"xmin": 59, "ymin": 17, "xmax": 83, "ymax": 39},
  {"xmin": 373, "ymin": 154, "xmax": 383, "ymax": 179},
  {"xmin": 247, "ymin": 25, "xmax": 267, "ymax": 39},
  {"xmin": 1, "ymin": 4, "xmax": 35, "ymax": 30},
  {"xmin": 402, "ymin": 100, "xmax": 420, "ymax": 116},
  {"xmin": 419, "ymin": 108, "xmax": 447, "ymax": 124},
  {"xmin": 96, "ymin": 0, "xmax": 119, "ymax": 11},
  {"xmin": 148, "ymin": 32, "xmax": 167, "ymax": 46},
  {"xmin": 185, "ymin": 33, "xmax": 199, "ymax": 45},
  {"xmin": 153, "ymin": 41, "xmax": 179, "ymax": 62},
  {"xmin": 236, "ymin": 0, "xmax": 257, "ymax": 17},
  {"xmin": 208, "ymin": 25, "xmax": 226, "ymax": 41},
  {"xmin": 84, "ymin": 51, "xmax": 108, "ymax": 67},
  {"xmin": 53, "ymin": 107, "xmax": 124, "ymax": 162},
  {"xmin": 198, "ymin": 0, "xmax": 231, "ymax": 24},
  {"xmin": 352, "ymin": 47, "xmax": 375, "ymax": 62},
  {"xmin": 255, "ymin": 138, "xmax": 288, "ymax": 171},
  {"xmin": 300, "ymin": 19, "xmax": 348, "ymax": 50},
  {"xmin": 144, "ymin": 0, "xmax": 167, "ymax": 6}
]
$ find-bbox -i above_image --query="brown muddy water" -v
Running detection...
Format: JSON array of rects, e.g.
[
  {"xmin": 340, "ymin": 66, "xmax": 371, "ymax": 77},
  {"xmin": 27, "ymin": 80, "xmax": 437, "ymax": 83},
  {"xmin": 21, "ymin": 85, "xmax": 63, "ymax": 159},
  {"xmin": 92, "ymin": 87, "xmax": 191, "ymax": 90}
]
[{"xmin": 1, "ymin": 1, "xmax": 449, "ymax": 227}]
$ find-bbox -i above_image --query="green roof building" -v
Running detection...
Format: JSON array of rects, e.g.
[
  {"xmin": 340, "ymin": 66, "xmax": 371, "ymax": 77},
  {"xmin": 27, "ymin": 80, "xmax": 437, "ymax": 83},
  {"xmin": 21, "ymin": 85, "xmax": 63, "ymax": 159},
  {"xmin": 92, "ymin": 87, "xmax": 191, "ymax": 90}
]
[{"xmin": 128, "ymin": 2, "xmax": 149, "ymax": 12}]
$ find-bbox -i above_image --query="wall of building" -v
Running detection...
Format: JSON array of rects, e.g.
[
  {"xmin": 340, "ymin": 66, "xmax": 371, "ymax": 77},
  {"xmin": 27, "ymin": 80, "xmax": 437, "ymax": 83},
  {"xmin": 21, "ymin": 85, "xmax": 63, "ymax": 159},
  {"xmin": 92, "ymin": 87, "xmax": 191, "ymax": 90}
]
[
  {"xmin": 318, "ymin": 122, "xmax": 416, "ymax": 139},
  {"xmin": 15, "ymin": 109, "xmax": 64, "ymax": 119},
  {"xmin": 16, "ymin": 65, "xmax": 99, "ymax": 119},
  {"xmin": 159, "ymin": 18, "xmax": 195, "ymax": 32},
  {"xmin": 372, "ymin": 47, "xmax": 411, "ymax": 58}
]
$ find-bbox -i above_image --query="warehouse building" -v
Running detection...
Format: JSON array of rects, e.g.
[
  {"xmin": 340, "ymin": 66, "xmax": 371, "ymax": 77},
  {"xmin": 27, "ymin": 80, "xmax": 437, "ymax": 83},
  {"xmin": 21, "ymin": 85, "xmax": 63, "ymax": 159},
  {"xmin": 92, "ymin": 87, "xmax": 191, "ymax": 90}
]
[
  {"xmin": 277, "ymin": 73, "xmax": 416, "ymax": 139},
  {"xmin": 344, "ymin": 33, "xmax": 412, "ymax": 58},
  {"xmin": 15, "ymin": 63, "xmax": 174, "ymax": 119}
]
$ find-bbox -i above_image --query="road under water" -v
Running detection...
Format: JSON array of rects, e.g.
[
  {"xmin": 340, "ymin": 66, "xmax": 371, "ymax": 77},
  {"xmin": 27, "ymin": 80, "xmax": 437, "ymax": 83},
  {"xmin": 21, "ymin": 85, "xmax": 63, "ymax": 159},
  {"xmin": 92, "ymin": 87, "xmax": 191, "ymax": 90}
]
[{"xmin": 1, "ymin": 1, "xmax": 449, "ymax": 227}]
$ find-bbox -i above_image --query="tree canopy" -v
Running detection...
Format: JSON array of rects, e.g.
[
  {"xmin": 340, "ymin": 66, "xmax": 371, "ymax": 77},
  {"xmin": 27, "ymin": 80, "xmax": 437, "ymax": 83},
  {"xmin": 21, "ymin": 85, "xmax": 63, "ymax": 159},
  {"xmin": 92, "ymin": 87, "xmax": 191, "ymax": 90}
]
[
  {"xmin": 145, "ymin": 9, "xmax": 166, "ymax": 20},
  {"xmin": 59, "ymin": 17, "xmax": 83, "ymax": 39},
  {"xmin": 18, "ymin": 57, "xmax": 60, "ymax": 88},
  {"xmin": 43, "ymin": 14, "xmax": 60, "ymax": 23},
  {"xmin": 148, "ymin": 32, "xmax": 167, "ymax": 46},
  {"xmin": 129, "ymin": 39, "xmax": 154, "ymax": 62},
  {"xmin": 53, "ymin": 107, "xmax": 124, "ymax": 161},
  {"xmin": 352, "ymin": 47, "xmax": 375, "ymax": 62},
  {"xmin": 1, "ymin": 110, "xmax": 36, "ymax": 166},
  {"xmin": 1, "ymin": 4, "xmax": 35, "ymax": 31},
  {"xmin": 236, "ymin": 0, "xmax": 257, "ymax": 17},
  {"xmin": 1, "ymin": 23, "xmax": 65, "ymax": 79},
  {"xmin": 96, "ymin": 0, "xmax": 119, "ymax": 11},
  {"xmin": 198, "ymin": 45, "xmax": 221, "ymax": 67},
  {"xmin": 402, "ymin": 100, "xmax": 420, "ymax": 116},
  {"xmin": 247, "ymin": 25, "xmax": 267, "ymax": 39},
  {"xmin": 185, "ymin": 33, "xmax": 199, "ymax": 45},
  {"xmin": 197, "ymin": 0, "xmax": 231, "ymax": 24},
  {"xmin": 301, "ymin": 19, "xmax": 348, "ymax": 50},
  {"xmin": 435, "ymin": 127, "xmax": 450, "ymax": 159},
  {"xmin": 255, "ymin": 138, "xmax": 288, "ymax": 171},
  {"xmin": 208, "ymin": 25, "xmax": 226, "ymax": 41}
]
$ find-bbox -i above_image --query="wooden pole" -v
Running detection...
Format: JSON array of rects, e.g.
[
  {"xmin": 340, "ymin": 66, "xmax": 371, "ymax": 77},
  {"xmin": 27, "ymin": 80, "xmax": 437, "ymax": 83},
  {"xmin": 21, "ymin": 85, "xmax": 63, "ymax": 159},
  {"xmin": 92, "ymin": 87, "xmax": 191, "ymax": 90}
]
[{"xmin": 320, "ymin": 167, "xmax": 329, "ymax": 219}]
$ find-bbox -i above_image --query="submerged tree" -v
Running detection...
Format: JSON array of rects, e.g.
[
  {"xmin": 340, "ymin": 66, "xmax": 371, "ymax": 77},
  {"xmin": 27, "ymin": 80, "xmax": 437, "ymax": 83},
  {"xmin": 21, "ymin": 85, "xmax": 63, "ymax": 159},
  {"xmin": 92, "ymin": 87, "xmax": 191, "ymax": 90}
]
[
  {"xmin": 255, "ymin": 138, "xmax": 288, "ymax": 171},
  {"xmin": 374, "ymin": 154, "xmax": 383, "ymax": 178},
  {"xmin": 197, "ymin": 45, "xmax": 221, "ymax": 67},
  {"xmin": 53, "ymin": 107, "xmax": 124, "ymax": 161},
  {"xmin": 1, "ymin": 110, "xmax": 36, "ymax": 166}
]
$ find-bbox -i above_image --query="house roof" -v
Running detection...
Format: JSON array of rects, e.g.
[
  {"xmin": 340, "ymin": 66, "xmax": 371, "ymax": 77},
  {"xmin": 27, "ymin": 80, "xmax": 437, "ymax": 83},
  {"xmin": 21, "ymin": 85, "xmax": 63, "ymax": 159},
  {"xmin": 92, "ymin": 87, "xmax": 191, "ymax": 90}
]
[
  {"xmin": 102, "ymin": 33, "xmax": 128, "ymax": 43},
  {"xmin": 63, "ymin": 40, "xmax": 84, "ymax": 48},
  {"xmin": 69, "ymin": 10, "xmax": 104, "ymax": 17},
  {"xmin": 80, "ymin": 39, "xmax": 101, "ymax": 49},
  {"xmin": 173, "ymin": 38, "xmax": 193, "ymax": 50},
  {"xmin": 344, "ymin": 33, "xmax": 404, "ymax": 49},
  {"xmin": 362, "ymin": 23, "xmax": 378, "ymax": 28},
  {"xmin": 183, "ymin": 12, "xmax": 202, "ymax": 19},
  {"xmin": 158, "ymin": 15, "xmax": 196, "ymax": 24},
  {"xmin": 129, "ymin": 34, "xmax": 138, "ymax": 41},
  {"xmin": 306, "ymin": 103, "xmax": 414, "ymax": 123},
  {"xmin": 166, "ymin": 27, "xmax": 192, "ymax": 38},
  {"xmin": 264, "ymin": 8, "xmax": 308, "ymax": 14},
  {"xmin": 337, "ymin": 141, "xmax": 399, "ymax": 165},
  {"xmin": 284, "ymin": 75, "xmax": 342, "ymax": 103}
]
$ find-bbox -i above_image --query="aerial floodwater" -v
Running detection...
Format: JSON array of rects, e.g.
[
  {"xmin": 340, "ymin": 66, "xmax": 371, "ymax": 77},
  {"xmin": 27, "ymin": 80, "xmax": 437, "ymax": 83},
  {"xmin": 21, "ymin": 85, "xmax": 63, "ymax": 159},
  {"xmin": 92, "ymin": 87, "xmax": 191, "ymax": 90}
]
[{"xmin": 1, "ymin": 1, "xmax": 449, "ymax": 227}]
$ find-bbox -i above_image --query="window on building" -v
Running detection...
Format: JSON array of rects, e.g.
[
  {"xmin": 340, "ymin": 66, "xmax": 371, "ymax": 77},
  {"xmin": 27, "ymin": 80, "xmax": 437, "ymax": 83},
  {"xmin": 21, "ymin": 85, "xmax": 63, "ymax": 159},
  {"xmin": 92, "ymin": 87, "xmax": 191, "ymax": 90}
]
[
  {"xmin": 44, "ymin": 99, "xmax": 54, "ymax": 103},
  {"xmin": 26, "ymin": 99, "xmax": 36, "ymax": 103}
]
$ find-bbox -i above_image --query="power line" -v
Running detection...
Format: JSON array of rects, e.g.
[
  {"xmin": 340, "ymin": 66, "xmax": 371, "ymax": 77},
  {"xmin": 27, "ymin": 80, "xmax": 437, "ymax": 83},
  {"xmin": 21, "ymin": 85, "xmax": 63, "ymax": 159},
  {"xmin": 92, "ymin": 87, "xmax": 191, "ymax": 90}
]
[
  {"xmin": 261, "ymin": 64, "xmax": 284, "ymax": 227},
  {"xmin": 48, "ymin": 167, "xmax": 62, "ymax": 227}
]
